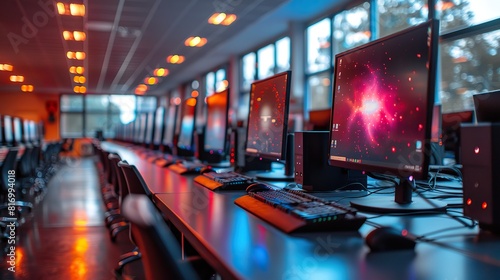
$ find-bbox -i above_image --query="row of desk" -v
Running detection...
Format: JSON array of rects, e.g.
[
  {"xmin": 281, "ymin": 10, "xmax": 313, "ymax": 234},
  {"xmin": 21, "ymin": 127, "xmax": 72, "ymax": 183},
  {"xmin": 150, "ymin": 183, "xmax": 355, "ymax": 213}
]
[{"xmin": 102, "ymin": 141, "xmax": 500, "ymax": 280}]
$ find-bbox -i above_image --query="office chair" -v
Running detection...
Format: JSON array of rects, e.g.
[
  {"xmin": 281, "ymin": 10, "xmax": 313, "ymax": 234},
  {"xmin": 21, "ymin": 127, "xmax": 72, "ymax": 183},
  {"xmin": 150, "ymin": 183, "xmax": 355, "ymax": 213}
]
[
  {"xmin": 114, "ymin": 160, "xmax": 142, "ymax": 276},
  {"xmin": 116, "ymin": 162, "xmax": 215, "ymax": 279},
  {"xmin": 106, "ymin": 154, "xmax": 130, "ymax": 242},
  {"xmin": 122, "ymin": 194, "xmax": 199, "ymax": 280},
  {"xmin": 0, "ymin": 148, "xmax": 33, "ymax": 221}
]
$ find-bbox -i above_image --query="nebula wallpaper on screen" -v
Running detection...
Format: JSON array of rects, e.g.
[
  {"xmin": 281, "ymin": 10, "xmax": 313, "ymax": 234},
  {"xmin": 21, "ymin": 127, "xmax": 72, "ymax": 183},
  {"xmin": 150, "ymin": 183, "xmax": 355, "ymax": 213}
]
[
  {"xmin": 246, "ymin": 72, "xmax": 290, "ymax": 159},
  {"xmin": 329, "ymin": 24, "xmax": 435, "ymax": 173}
]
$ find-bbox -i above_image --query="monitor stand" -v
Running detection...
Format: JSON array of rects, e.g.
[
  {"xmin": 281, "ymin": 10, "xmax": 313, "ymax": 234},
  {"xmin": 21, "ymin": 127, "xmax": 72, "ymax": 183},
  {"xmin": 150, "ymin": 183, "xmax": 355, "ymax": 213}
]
[
  {"xmin": 255, "ymin": 170, "xmax": 294, "ymax": 181},
  {"xmin": 350, "ymin": 177, "xmax": 447, "ymax": 213},
  {"xmin": 255, "ymin": 133, "xmax": 295, "ymax": 182}
]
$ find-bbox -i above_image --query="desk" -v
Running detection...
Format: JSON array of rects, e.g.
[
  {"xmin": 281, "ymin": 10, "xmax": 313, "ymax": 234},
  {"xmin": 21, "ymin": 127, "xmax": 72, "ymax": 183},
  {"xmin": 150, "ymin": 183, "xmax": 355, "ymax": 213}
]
[{"xmin": 102, "ymin": 141, "xmax": 500, "ymax": 279}]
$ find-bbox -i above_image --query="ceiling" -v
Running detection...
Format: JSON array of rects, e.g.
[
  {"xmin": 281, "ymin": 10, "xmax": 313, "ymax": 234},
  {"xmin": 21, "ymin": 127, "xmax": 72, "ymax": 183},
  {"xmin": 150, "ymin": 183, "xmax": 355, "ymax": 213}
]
[{"xmin": 0, "ymin": 0, "xmax": 343, "ymax": 95}]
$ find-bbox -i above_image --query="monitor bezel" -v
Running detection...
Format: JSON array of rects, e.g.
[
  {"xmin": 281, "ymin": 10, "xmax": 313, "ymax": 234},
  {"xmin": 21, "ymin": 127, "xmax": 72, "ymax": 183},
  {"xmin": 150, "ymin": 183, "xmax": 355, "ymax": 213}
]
[
  {"xmin": 176, "ymin": 97, "xmax": 198, "ymax": 156},
  {"xmin": 3, "ymin": 116, "xmax": 13, "ymax": 145},
  {"xmin": 328, "ymin": 20, "xmax": 439, "ymax": 180},
  {"xmin": 203, "ymin": 87, "xmax": 230, "ymax": 158},
  {"xmin": 244, "ymin": 70, "xmax": 292, "ymax": 162},
  {"xmin": 144, "ymin": 111, "xmax": 155, "ymax": 145},
  {"xmin": 161, "ymin": 103, "xmax": 178, "ymax": 152},
  {"xmin": 152, "ymin": 106, "xmax": 165, "ymax": 146},
  {"xmin": 13, "ymin": 117, "xmax": 23, "ymax": 145}
]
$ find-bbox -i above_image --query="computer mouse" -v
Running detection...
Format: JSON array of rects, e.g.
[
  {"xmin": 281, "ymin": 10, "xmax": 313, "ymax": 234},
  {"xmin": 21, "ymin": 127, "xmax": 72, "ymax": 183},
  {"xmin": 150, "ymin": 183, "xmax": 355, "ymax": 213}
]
[
  {"xmin": 365, "ymin": 227, "xmax": 416, "ymax": 252},
  {"xmin": 199, "ymin": 166, "xmax": 214, "ymax": 174},
  {"xmin": 246, "ymin": 183, "xmax": 272, "ymax": 193}
]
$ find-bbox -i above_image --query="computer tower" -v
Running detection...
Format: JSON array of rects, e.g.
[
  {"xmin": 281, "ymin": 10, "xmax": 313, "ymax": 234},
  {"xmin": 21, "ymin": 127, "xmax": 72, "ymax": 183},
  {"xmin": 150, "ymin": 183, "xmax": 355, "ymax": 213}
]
[
  {"xmin": 461, "ymin": 123, "xmax": 500, "ymax": 232},
  {"xmin": 294, "ymin": 131, "xmax": 366, "ymax": 191}
]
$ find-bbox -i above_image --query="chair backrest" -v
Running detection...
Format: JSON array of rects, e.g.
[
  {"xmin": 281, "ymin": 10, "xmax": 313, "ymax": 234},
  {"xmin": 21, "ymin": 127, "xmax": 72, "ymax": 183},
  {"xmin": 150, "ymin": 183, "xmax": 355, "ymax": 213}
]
[
  {"xmin": 1, "ymin": 148, "xmax": 19, "ymax": 193},
  {"xmin": 108, "ymin": 154, "xmax": 129, "ymax": 206},
  {"xmin": 122, "ymin": 194, "xmax": 199, "ymax": 280},
  {"xmin": 117, "ymin": 161, "xmax": 151, "ymax": 197},
  {"xmin": 107, "ymin": 152, "xmax": 121, "ymax": 194}
]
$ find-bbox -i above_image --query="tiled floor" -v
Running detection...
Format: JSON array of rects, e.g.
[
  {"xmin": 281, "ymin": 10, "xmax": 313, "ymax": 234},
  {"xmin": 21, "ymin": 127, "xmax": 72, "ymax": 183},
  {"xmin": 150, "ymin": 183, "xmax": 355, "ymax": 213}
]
[{"xmin": 0, "ymin": 157, "xmax": 144, "ymax": 280}]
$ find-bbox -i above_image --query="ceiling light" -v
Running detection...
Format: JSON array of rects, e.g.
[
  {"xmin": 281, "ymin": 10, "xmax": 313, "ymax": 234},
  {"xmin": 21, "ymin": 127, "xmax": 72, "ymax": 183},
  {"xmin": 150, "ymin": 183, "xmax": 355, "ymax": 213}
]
[
  {"xmin": 74, "ymin": 86, "xmax": 86, "ymax": 94},
  {"xmin": 153, "ymin": 68, "xmax": 168, "ymax": 77},
  {"xmin": 21, "ymin": 85, "xmax": 34, "ymax": 92},
  {"xmin": 57, "ymin": 3, "xmax": 85, "ymax": 16},
  {"xmin": 0, "ymin": 64, "xmax": 13, "ymax": 71},
  {"xmin": 135, "ymin": 84, "xmax": 148, "ymax": 95},
  {"xmin": 191, "ymin": 90, "xmax": 199, "ymax": 98},
  {"xmin": 64, "ymin": 31, "xmax": 86, "ymax": 41},
  {"xmin": 73, "ymin": 76, "xmax": 86, "ymax": 83},
  {"xmin": 10, "ymin": 75, "xmax": 24, "ymax": 82},
  {"xmin": 70, "ymin": 66, "xmax": 85, "ymax": 74},
  {"xmin": 144, "ymin": 77, "xmax": 158, "ymax": 85},
  {"xmin": 184, "ymin": 36, "xmax": 207, "ymax": 47},
  {"xmin": 67, "ymin": 51, "xmax": 86, "ymax": 60},
  {"xmin": 166, "ymin": 55, "xmax": 185, "ymax": 64},
  {"xmin": 70, "ymin": 4, "xmax": 85, "ymax": 16},
  {"xmin": 208, "ymin": 13, "xmax": 237, "ymax": 25}
]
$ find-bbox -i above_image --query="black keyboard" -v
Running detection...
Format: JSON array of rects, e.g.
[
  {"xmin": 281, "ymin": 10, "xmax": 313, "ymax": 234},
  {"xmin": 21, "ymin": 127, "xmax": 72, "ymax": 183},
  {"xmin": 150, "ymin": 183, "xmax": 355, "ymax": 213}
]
[
  {"xmin": 194, "ymin": 171, "xmax": 255, "ymax": 191},
  {"xmin": 235, "ymin": 185, "xmax": 366, "ymax": 233}
]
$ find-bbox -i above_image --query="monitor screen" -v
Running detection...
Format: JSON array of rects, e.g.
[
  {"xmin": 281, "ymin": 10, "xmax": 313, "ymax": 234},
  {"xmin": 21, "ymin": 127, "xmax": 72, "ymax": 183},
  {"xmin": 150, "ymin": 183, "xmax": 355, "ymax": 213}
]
[
  {"xmin": 153, "ymin": 106, "xmax": 165, "ymax": 146},
  {"xmin": 133, "ymin": 116, "xmax": 141, "ymax": 143},
  {"xmin": 144, "ymin": 112, "xmax": 155, "ymax": 145},
  {"xmin": 177, "ymin": 98, "xmax": 197, "ymax": 153},
  {"xmin": 3, "ymin": 116, "xmax": 13, "ymax": 144},
  {"xmin": 204, "ymin": 88, "xmax": 230, "ymax": 153},
  {"xmin": 29, "ymin": 120, "xmax": 37, "ymax": 142},
  {"xmin": 328, "ymin": 21, "xmax": 442, "ymax": 212},
  {"xmin": 245, "ymin": 71, "xmax": 291, "ymax": 161},
  {"xmin": 162, "ymin": 103, "xmax": 178, "ymax": 149},
  {"xmin": 13, "ymin": 117, "xmax": 22, "ymax": 145},
  {"xmin": 23, "ymin": 119, "xmax": 30, "ymax": 143},
  {"xmin": 138, "ymin": 113, "xmax": 147, "ymax": 144}
]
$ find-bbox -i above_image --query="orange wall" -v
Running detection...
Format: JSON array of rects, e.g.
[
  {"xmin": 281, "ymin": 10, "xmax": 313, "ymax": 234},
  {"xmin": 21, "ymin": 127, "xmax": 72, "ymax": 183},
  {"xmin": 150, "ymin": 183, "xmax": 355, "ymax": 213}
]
[{"xmin": 0, "ymin": 92, "xmax": 60, "ymax": 141}]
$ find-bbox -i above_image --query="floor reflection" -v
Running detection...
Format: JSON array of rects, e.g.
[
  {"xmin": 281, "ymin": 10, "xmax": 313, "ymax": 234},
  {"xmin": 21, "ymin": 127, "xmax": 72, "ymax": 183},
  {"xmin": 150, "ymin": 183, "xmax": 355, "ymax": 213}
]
[{"xmin": 0, "ymin": 157, "xmax": 142, "ymax": 279}]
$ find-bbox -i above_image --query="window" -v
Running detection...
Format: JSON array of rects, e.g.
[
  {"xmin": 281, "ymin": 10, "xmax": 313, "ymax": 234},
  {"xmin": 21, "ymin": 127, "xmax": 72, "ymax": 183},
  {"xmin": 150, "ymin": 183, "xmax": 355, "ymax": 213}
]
[
  {"xmin": 306, "ymin": 18, "xmax": 331, "ymax": 73},
  {"xmin": 377, "ymin": 0, "xmax": 427, "ymax": 37},
  {"xmin": 307, "ymin": 72, "xmax": 331, "ymax": 110},
  {"xmin": 239, "ymin": 37, "xmax": 291, "ymax": 121},
  {"xmin": 438, "ymin": 0, "xmax": 500, "ymax": 33},
  {"xmin": 303, "ymin": 0, "xmax": 500, "ymax": 115},
  {"xmin": 242, "ymin": 53, "xmax": 256, "ymax": 91},
  {"xmin": 257, "ymin": 44, "xmax": 275, "ymax": 79},
  {"xmin": 59, "ymin": 94, "xmax": 154, "ymax": 138},
  {"xmin": 441, "ymin": 29, "xmax": 500, "ymax": 112},
  {"xmin": 333, "ymin": 2, "xmax": 371, "ymax": 54},
  {"xmin": 276, "ymin": 37, "xmax": 291, "ymax": 73}
]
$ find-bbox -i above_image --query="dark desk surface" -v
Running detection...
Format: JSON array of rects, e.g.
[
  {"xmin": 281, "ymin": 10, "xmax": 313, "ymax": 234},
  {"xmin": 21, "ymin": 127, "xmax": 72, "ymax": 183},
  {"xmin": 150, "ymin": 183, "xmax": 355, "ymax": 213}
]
[{"xmin": 102, "ymin": 141, "xmax": 500, "ymax": 280}]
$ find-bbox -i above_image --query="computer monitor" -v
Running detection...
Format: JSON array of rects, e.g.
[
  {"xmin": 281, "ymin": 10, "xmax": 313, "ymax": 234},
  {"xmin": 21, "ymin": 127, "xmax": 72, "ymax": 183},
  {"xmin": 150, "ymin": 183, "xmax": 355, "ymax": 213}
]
[
  {"xmin": 23, "ymin": 119, "xmax": 30, "ymax": 143},
  {"xmin": 177, "ymin": 97, "xmax": 197, "ymax": 157},
  {"xmin": 245, "ymin": 70, "xmax": 292, "ymax": 179},
  {"xmin": 144, "ymin": 112, "xmax": 155, "ymax": 146},
  {"xmin": 28, "ymin": 120, "xmax": 37, "ymax": 143},
  {"xmin": 203, "ymin": 88, "xmax": 230, "ymax": 164},
  {"xmin": 152, "ymin": 106, "xmax": 165, "ymax": 148},
  {"xmin": 13, "ymin": 117, "xmax": 23, "ymax": 146},
  {"xmin": 2, "ymin": 116, "xmax": 13, "ymax": 146},
  {"xmin": 328, "ymin": 20, "xmax": 445, "ymax": 213},
  {"xmin": 162, "ymin": 103, "xmax": 178, "ymax": 154},
  {"xmin": 473, "ymin": 89, "xmax": 500, "ymax": 122}
]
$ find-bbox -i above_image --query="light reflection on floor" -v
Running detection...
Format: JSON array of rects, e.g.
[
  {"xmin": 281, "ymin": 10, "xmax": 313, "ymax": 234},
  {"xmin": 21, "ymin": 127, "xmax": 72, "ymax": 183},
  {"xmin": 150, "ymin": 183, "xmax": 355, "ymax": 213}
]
[{"xmin": 0, "ymin": 157, "xmax": 143, "ymax": 279}]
